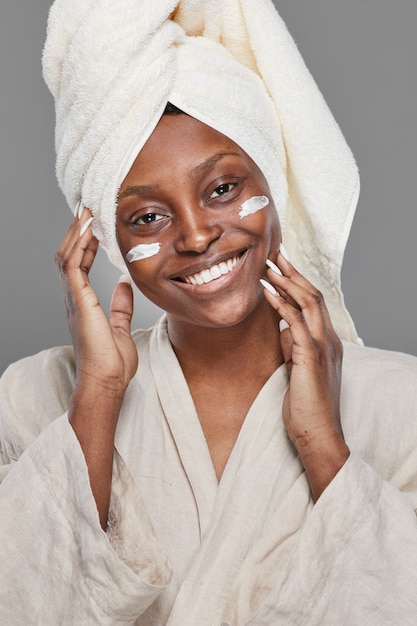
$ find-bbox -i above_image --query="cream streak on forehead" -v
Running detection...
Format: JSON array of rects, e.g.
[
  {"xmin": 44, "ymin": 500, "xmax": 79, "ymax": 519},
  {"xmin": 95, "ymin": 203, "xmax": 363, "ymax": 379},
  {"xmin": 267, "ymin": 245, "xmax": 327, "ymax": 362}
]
[
  {"xmin": 127, "ymin": 242, "xmax": 161, "ymax": 263},
  {"xmin": 239, "ymin": 195, "xmax": 270, "ymax": 219}
]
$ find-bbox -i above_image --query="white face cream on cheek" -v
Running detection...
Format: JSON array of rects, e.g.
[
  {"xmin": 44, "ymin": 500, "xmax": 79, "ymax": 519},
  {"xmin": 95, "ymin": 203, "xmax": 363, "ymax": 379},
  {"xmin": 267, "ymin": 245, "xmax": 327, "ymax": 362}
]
[
  {"xmin": 238, "ymin": 195, "xmax": 270, "ymax": 219},
  {"xmin": 126, "ymin": 242, "xmax": 161, "ymax": 263}
]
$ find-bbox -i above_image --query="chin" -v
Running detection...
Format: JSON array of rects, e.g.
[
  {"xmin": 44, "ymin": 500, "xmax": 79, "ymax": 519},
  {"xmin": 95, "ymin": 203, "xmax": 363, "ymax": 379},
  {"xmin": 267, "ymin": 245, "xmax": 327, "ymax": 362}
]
[{"xmin": 178, "ymin": 294, "xmax": 264, "ymax": 330}]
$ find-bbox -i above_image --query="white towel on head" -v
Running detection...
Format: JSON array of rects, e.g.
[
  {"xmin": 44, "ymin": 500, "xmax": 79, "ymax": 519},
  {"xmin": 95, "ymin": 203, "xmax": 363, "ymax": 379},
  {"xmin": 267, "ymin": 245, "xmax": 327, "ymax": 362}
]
[{"xmin": 42, "ymin": 0, "xmax": 361, "ymax": 342}]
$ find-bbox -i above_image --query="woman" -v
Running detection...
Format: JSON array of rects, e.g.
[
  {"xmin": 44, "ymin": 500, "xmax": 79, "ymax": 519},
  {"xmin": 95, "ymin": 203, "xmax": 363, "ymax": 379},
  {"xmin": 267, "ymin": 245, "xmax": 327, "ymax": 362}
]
[{"xmin": 1, "ymin": 1, "xmax": 417, "ymax": 624}]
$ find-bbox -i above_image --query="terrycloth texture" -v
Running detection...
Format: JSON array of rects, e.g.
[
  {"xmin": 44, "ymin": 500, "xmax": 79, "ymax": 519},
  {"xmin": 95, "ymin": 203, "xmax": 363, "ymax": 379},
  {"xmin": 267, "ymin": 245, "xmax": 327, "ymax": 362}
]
[{"xmin": 42, "ymin": 0, "xmax": 360, "ymax": 342}]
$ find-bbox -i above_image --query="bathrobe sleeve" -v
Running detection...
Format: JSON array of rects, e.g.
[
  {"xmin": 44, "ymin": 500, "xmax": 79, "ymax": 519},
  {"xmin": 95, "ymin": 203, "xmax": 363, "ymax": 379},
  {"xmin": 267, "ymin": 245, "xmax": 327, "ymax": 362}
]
[
  {"xmin": 255, "ymin": 455, "xmax": 417, "ymax": 625},
  {"xmin": 0, "ymin": 347, "xmax": 171, "ymax": 625},
  {"xmin": 228, "ymin": 344, "xmax": 417, "ymax": 625},
  {"xmin": 286, "ymin": 346, "xmax": 417, "ymax": 623}
]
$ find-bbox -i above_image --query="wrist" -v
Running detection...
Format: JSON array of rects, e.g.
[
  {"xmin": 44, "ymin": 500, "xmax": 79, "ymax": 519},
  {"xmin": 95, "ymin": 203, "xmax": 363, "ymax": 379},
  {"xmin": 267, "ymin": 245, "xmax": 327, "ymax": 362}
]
[
  {"xmin": 68, "ymin": 382, "xmax": 124, "ymax": 532},
  {"xmin": 295, "ymin": 431, "xmax": 350, "ymax": 502},
  {"xmin": 74, "ymin": 371, "xmax": 130, "ymax": 402},
  {"xmin": 69, "ymin": 381, "xmax": 125, "ymax": 435}
]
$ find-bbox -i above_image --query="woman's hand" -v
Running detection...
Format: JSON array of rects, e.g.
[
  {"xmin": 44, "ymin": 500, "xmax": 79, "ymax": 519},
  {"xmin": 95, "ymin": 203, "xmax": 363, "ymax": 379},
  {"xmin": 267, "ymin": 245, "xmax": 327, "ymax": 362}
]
[
  {"xmin": 55, "ymin": 207, "xmax": 138, "ymax": 396},
  {"xmin": 262, "ymin": 248, "xmax": 350, "ymax": 501},
  {"xmin": 55, "ymin": 206, "xmax": 138, "ymax": 528}
]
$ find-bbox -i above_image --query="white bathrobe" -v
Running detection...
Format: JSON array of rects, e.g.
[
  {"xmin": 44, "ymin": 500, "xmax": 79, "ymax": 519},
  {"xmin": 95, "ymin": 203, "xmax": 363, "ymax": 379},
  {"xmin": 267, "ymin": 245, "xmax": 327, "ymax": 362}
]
[{"xmin": 1, "ymin": 316, "xmax": 417, "ymax": 625}]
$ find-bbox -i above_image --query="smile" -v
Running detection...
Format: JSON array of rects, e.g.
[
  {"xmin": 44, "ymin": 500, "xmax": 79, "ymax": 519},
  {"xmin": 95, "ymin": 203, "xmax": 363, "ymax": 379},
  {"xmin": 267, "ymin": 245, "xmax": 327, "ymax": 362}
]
[{"xmin": 177, "ymin": 254, "xmax": 243, "ymax": 285}]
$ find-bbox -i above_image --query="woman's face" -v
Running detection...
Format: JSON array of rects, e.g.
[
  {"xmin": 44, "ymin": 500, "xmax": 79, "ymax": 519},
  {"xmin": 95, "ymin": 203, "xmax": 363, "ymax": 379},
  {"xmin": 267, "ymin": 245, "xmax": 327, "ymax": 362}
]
[{"xmin": 116, "ymin": 113, "xmax": 281, "ymax": 329}]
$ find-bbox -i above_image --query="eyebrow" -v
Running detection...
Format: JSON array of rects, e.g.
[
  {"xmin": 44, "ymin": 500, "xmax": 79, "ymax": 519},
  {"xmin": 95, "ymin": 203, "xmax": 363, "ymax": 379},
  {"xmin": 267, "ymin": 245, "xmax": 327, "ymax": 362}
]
[
  {"xmin": 118, "ymin": 152, "xmax": 243, "ymax": 201},
  {"xmin": 188, "ymin": 151, "xmax": 242, "ymax": 180},
  {"xmin": 118, "ymin": 183, "xmax": 161, "ymax": 201}
]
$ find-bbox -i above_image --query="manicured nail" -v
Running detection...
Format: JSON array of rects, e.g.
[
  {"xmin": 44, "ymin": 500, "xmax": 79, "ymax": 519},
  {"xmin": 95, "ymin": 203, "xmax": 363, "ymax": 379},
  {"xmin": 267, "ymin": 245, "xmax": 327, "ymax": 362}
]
[
  {"xmin": 260, "ymin": 278, "xmax": 278, "ymax": 296},
  {"xmin": 266, "ymin": 258, "xmax": 283, "ymax": 276},
  {"xmin": 118, "ymin": 273, "xmax": 132, "ymax": 285},
  {"xmin": 74, "ymin": 199, "xmax": 82, "ymax": 219},
  {"xmin": 279, "ymin": 319, "xmax": 289, "ymax": 332},
  {"xmin": 80, "ymin": 216, "xmax": 93, "ymax": 236},
  {"xmin": 78, "ymin": 201, "xmax": 85, "ymax": 220},
  {"xmin": 279, "ymin": 242, "xmax": 290, "ymax": 262}
]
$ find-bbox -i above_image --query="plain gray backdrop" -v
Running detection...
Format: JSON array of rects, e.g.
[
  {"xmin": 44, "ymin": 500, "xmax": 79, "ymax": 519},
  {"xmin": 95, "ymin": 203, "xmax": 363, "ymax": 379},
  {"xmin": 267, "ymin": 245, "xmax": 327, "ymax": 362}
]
[{"xmin": 1, "ymin": 1, "xmax": 416, "ymax": 374}]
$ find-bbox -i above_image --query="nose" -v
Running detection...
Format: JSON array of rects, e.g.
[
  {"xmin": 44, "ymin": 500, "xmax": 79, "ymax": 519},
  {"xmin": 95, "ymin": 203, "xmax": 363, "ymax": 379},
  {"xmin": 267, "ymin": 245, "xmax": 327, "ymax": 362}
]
[{"xmin": 174, "ymin": 207, "xmax": 223, "ymax": 254}]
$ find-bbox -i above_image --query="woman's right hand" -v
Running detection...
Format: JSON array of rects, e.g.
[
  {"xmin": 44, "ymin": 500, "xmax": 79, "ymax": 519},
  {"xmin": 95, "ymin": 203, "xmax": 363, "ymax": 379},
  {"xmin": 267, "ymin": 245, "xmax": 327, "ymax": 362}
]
[
  {"xmin": 55, "ymin": 207, "xmax": 138, "ymax": 397},
  {"xmin": 55, "ymin": 206, "xmax": 138, "ymax": 529}
]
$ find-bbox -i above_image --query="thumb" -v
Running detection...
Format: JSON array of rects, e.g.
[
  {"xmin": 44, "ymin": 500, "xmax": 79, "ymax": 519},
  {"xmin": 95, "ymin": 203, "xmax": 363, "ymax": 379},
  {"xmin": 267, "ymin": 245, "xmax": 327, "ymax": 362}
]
[
  {"xmin": 279, "ymin": 318, "xmax": 293, "ymax": 375},
  {"xmin": 110, "ymin": 275, "xmax": 134, "ymax": 336}
]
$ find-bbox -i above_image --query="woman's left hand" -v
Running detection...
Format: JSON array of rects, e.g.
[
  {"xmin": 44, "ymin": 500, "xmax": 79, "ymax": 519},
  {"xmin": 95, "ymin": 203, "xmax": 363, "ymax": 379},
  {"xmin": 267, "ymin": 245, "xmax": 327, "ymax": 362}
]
[{"xmin": 262, "ymin": 249, "xmax": 350, "ymax": 501}]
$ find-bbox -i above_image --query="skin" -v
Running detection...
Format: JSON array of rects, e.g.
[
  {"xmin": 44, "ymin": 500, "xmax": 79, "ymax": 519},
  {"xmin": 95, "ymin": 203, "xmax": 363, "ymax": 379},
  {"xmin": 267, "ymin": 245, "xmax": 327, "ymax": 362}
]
[{"xmin": 56, "ymin": 113, "xmax": 349, "ymax": 529}]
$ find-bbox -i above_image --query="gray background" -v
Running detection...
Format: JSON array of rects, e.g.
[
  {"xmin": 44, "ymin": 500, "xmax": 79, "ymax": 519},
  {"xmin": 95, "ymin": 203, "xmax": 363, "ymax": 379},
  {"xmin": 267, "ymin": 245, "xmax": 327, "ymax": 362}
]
[{"xmin": 1, "ymin": 1, "xmax": 416, "ymax": 374}]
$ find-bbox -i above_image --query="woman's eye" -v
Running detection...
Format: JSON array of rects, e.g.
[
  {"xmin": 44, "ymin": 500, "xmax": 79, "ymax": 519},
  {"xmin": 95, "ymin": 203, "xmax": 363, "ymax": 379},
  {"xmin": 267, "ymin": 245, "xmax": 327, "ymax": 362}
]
[
  {"xmin": 134, "ymin": 213, "xmax": 164, "ymax": 225},
  {"xmin": 209, "ymin": 183, "xmax": 235, "ymax": 199}
]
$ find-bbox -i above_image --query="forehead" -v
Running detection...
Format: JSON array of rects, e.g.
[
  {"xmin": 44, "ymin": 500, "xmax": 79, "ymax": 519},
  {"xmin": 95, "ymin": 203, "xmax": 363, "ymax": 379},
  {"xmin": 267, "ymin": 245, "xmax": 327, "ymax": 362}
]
[
  {"xmin": 120, "ymin": 113, "xmax": 258, "ymax": 188},
  {"xmin": 147, "ymin": 112, "xmax": 243, "ymax": 155}
]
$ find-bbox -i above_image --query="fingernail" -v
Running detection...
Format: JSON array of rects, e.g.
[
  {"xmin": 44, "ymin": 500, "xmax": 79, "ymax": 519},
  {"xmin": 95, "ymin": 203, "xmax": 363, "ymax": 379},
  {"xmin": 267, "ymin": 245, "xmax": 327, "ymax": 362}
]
[
  {"xmin": 74, "ymin": 199, "xmax": 82, "ymax": 219},
  {"xmin": 260, "ymin": 278, "xmax": 278, "ymax": 296},
  {"xmin": 118, "ymin": 273, "xmax": 132, "ymax": 285},
  {"xmin": 279, "ymin": 319, "xmax": 289, "ymax": 332},
  {"xmin": 78, "ymin": 203, "xmax": 85, "ymax": 220},
  {"xmin": 80, "ymin": 216, "xmax": 93, "ymax": 236},
  {"xmin": 279, "ymin": 242, "xmax": 290, "ymax": 262},
  {"xmin": 266, "ymin": 258, "xmax": 283, "ymax": 276},
  {"xmin": 77, "ymin": 200, "xmax": 85, "ymax": 220}
]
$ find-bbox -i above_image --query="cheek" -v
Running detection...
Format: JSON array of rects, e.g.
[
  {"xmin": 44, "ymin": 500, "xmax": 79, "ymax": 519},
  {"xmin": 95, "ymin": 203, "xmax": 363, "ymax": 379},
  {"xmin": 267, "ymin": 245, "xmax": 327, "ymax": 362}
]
[
  {"xmin": 116, "ymin": 221, "xmax": 162, "ymax": 265},
  {"xmin": 241, "ymin": 202, "xmax": 280, "ymax": 241},
  {"xmin": 115, "ymin": 222, "xmax": 130, "ymax": 259},
  {"xmin": 238, "ymin": 195, "xmax": 270, "ymax": 219},
  {"xmin": 267, "ymin": 211, "xmax": 282, "ymax": 251},
  {"xmin": 267, "ymin": 206, "xmax": 281, "ymax": 236},
  {"xmin": 126, "ymin": 242, "xmax": 161, "ymax": 263},
  {"xmin": 127, "ymin": 257, "xmax": 162, "ymax": 298},
  {"xmin": 236, "ymin": 194, "xmax": 280, "ymax": 234}
]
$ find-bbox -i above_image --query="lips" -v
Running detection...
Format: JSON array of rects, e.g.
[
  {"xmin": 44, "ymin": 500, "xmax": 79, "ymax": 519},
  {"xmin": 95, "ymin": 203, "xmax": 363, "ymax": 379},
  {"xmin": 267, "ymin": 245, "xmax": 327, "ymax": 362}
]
[{"xmin": 174, "ymin": 253, "xmax": 243, "ymax": 285}]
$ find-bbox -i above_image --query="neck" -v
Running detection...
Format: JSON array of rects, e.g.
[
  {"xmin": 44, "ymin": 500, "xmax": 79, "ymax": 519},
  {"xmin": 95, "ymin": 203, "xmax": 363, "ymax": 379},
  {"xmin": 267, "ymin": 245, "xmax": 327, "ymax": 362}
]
[{"xmin": 167, "ymin": 301, "xmax": 283, "ymax": 385}]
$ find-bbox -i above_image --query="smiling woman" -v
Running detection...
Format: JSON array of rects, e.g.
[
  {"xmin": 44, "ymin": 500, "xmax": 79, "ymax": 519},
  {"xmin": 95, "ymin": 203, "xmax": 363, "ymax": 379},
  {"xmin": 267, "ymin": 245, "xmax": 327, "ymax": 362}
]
[
  {"xmin": 116, "ymin": 113, "xmax": 280, "ymax": 330},
  {"xmin": 1, "ymin": 1, "xmax": 417, "ymax": 625}
]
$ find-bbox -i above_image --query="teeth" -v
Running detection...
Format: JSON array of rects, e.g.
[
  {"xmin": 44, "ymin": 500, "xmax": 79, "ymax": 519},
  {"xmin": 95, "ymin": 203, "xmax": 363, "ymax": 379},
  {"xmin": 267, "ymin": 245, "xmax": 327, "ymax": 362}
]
[
  {"xmin": 201, "ymin": 270, "xmax": 212, "ymax": 284},
  {"xmin": 210, "ymin": 265, "xmax": 222, "ymax": 279},
  {"xmin": 182, "ymin": 255, "xmax": 240, "ymax": 285}
]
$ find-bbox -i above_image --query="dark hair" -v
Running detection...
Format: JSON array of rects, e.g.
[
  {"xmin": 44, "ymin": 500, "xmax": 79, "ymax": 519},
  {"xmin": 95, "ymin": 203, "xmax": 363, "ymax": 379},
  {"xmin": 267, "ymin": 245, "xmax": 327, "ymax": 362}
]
[{"xmin": 163, "ymin": 102, "xmax": 185, "ymax": 115}]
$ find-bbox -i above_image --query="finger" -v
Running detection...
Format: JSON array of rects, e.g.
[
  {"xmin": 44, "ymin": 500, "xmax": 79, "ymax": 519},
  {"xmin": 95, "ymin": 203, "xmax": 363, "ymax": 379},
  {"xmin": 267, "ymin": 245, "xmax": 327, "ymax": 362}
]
[
  {"xmin": 262, "ymin": 287, "xmax": 343, "ymax": 387},
  {"xmin": 261, "ymin": 287, "xmax": 316, "ymax": 360},
  {"xmin": 57, "ymin": 208, "xmax": 93, "ymax": 257},
  {"xmin": 57, "ymin": 207, "xmax": 92, "ymax": 255},
  {"xmin": 268, "ymin": 248, "xmax": 327, "ymax": 304},
  {"xmin": 110, "ymin": 276, "xmax": 134, "ymax": 337},
  {"xmin": 265, "ymin": 257, "xmax": 299, "ymax": 311},
  {"xmin": 266, "ymin": 258, "xmax": 333, "ymax": 338},
  {"xmin": 56, "ymin": 215, "xmax": 82, "ymax": 261},
  {"xmin": 79, "ymin": 235, "xmax": 100, "ymax": 276},
  {"xmin": 267, "ymin": 250, "xmax": 318, "ymax": 298},
  {"xmin": 56, "ymin": 211, "xmax": 97, "ymax": 287},
  {"xmin": 279, "ymin": 318, "xmax": 294, "ymax": 374},
  {"xmin": 76, "ymin": 200, "xmax": 86, "ymax": 220},
  {"xmin": 57, "ymin": 234, "xmax": 99, "ymax": 302},
  {"xmin": 277, "ymin": 249, "xmax": 334, "ymax": 330},
  {"xmin": 277, "ymin": 252, "xmax": 319, "ymax": 304},
  {"xmin": 56, "ymin": 215, "xmax": 100, "ymax": 322}
]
